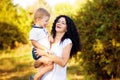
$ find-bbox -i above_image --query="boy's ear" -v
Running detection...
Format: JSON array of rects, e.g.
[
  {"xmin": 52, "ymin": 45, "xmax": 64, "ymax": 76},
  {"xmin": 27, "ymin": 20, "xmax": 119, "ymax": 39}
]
[{"xmin": 36, "ymin": 18, "xmax": 40, "ymax": 21}]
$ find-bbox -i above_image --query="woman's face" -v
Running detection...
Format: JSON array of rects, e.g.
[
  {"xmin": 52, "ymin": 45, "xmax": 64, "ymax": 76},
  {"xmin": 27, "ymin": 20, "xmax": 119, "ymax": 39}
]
[{"xmin": 55, "ymin": 17, "xmax": 67, "ymax": 33}]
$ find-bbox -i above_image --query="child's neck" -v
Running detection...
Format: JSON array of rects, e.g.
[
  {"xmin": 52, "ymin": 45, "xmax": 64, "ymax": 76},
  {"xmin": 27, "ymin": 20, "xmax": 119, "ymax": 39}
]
[{"xmin": 34, "ymin": 24, "xmax": 42, "ymax": 27}]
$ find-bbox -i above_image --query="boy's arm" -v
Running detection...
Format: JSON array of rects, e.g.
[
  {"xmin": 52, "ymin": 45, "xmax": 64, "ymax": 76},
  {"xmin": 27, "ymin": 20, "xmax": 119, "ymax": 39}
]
[
  {"xmin": 31, "ymin": 40, "xmax": 47, "ymax": 50},
  {"xmin": 48, "ymin": 35, "xmax": 54, "ymax": 43}
]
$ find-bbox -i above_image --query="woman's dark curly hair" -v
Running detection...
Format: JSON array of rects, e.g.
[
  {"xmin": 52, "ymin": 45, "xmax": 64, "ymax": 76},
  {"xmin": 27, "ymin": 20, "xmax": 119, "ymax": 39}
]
[{"xmin": 51, "ymin": 15, "xmax": 81, "ymax": 57}]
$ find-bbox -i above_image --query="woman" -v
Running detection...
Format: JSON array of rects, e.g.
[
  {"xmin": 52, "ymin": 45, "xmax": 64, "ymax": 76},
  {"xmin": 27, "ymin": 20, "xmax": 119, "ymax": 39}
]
[{"xmin": 35, "ymin": 15, "xmax": 81, "ymax": 80}]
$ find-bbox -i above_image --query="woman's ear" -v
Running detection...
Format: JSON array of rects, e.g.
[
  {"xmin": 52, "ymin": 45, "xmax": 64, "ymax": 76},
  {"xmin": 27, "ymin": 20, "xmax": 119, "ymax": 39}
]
[
  {"xmin": 65, "ymin": 29, "xmax": 67, "ymax": 32},
  {"xmin": 36, "ymin": 18, "xmax": 40, "ymax": 22}
]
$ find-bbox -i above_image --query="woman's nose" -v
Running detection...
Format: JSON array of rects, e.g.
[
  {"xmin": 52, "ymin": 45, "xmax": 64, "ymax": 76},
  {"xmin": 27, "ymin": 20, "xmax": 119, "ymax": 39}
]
[{"xmin": 57, "ymin": 22, "xmax": 61, "ymax": 25}]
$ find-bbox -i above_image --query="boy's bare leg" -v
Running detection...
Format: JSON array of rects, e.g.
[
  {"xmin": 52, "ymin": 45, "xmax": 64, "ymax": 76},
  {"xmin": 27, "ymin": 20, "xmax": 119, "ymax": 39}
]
[
  {"xmin": 34, "ymin": 58, "xmax": 43, "ymax": 68},
  {"xmin": 34, "ymin": 56, "xmax": 53, "ymax": 80},
  {"xmin": 34, "ymin": 64, "xmax": 53, "ymax": 80}
]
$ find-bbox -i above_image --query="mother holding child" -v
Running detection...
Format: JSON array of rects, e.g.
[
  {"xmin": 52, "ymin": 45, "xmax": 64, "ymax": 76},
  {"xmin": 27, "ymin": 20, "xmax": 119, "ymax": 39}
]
[{"xmin": 29, "ymin": 8, "xmax": 81, "ymax": 80}]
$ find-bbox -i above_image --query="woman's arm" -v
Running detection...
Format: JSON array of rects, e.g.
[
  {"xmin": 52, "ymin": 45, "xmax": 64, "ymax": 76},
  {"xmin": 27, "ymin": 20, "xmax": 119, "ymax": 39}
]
[{"xmin": 47, "ymin": 43, "xmax": 72, "ymax": 67}]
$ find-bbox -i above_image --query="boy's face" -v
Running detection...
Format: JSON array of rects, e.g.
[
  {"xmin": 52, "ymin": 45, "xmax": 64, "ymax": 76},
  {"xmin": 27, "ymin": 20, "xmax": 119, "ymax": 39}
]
[{"xmin": 36, "ymin": 16, "xmax": 50, "ymax": 27}]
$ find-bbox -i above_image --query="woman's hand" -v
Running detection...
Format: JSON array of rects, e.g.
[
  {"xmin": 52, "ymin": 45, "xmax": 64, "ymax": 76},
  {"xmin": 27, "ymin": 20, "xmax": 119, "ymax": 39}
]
[{"xmin": 42, "ymin": 56, "xmax": 53, "ymax": 65}]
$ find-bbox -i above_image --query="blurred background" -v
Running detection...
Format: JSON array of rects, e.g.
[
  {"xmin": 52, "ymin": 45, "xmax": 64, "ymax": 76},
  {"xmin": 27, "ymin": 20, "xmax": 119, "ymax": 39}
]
[{"xmin": 0, "ymin": 0, "xmax": 120, "ymax": 80}]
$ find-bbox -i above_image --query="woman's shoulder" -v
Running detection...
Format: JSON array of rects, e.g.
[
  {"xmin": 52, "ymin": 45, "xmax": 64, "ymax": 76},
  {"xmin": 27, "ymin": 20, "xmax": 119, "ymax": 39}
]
[
  {"xmin": 62, "ymin": 38, "xmax": 72, "ymax": 47},
  {"xmin": 63, "ymin": 38, "xmax": 72, "ymax": 43}
]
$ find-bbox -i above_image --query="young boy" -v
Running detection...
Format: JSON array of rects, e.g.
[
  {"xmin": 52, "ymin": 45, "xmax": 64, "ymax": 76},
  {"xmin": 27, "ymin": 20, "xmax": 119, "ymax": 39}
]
[{"xmin": 29, "ymin": 8, "xmax": 53, "ymax": 80}]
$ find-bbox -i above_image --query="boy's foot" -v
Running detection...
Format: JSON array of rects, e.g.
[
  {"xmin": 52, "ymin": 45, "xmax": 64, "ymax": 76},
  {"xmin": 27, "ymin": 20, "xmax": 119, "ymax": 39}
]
[{"xmin": 29, "ymin": 75, "xmax": 34, "ymax": 80}]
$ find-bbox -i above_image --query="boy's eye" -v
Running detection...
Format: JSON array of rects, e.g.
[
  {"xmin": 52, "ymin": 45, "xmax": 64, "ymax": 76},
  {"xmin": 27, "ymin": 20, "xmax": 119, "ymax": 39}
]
[{"xmin": 45, "ymin": 19, "xmax": 48, "ymax": 22}]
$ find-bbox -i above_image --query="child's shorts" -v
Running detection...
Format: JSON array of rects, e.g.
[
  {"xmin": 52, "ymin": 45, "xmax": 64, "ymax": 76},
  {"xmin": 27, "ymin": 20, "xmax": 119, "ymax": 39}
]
[{"xmin": 32, "ymin": 48, "xmax": 41, "ymax": 60}]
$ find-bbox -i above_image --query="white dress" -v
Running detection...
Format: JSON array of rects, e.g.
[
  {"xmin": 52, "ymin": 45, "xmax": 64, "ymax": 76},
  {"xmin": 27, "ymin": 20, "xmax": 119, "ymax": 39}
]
[{"xmin": 41, "ymin": 38, "xmax": 72, "ymax": 80}]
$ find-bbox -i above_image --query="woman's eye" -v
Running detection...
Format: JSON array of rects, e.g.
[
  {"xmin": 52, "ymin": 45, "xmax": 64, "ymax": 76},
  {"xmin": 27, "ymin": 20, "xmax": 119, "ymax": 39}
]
[
  {"xmin": 57, "ymin": 20, "xmax": 60, "ymax": 23},
  {"xmin": 62, "ymin": 22, "xmax": 65, "ymax": 25}
]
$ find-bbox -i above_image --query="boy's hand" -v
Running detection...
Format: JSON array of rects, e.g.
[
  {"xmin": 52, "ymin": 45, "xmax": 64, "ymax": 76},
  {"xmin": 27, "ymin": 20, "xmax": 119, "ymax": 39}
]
[
  {"xmin": 48, "ymin": 36, "xmax": 54, "ymax": 43},
  {"xmin": 36, "ymin": 48, "xmax": 48, "ymax": 56}
]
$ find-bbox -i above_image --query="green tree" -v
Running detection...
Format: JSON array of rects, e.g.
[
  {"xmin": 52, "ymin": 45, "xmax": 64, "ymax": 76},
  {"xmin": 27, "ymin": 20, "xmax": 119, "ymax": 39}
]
[
  {"xmin": 0, "ymin": 0, "xmax": 17, "ymax": 23},
  {"xmin": 0, "ymin": 22, "xmax": 27, "ymax": 49},
  {"xmin": 0, "ymin": 0, "xmax": 31, "ymax": 49},
  {"xmin": 54, "ymin": 3, "xmax": 75, "ymax": 15},
  {"xmin": 74, "ymin": 0, "xmax": 120, "ymax": 80},
  {"xmin": 53, "ymin": 3, "xmax": 78, "ymax": 19}
]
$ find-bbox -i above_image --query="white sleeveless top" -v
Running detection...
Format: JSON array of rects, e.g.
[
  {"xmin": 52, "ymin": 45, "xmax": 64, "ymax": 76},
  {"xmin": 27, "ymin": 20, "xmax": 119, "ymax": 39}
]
[{"xmin": 41, "ymin": 38, "xmax": 72, "ymax": 80}]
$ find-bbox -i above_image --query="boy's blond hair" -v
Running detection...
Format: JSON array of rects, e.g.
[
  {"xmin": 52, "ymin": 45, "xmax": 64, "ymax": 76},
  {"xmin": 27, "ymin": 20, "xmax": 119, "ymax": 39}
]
[{"xmin": 34, "ymin": 8, "xmax": 50, "ymax": 20}]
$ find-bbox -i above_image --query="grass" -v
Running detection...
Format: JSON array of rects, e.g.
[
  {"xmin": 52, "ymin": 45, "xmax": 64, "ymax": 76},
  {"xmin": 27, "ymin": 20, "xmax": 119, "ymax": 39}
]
[{"xmin": 0, "ymin": 44, "xmax": 83, "ymax": 80}]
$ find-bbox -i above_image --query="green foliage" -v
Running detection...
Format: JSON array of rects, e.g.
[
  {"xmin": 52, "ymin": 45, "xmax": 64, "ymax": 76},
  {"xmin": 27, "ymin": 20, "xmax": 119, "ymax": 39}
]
[
  {"xmin": 53, "ymin": 3, "xmax": 78, "ymax": 19},
  {"xmin": 74, "ymin": 0, "xmax": 120, "ymax": 79},
  {"xmin": 54, "ymin": 3, "xmax": 76, "ymax": 15},
  {"xmin": 0, "ymin": 0, "xmax": 17, "ymax": 23},
  {"xmin": 14, "ymin": 7, "xmax": 32, "ymax": 38},
  {"xmin": 0, "ymin": 0, "xmax": 32, "ymax": 50},
  {"xmin": 0, "ymin": 22, "xmax": 27, "ymax": 49}
]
